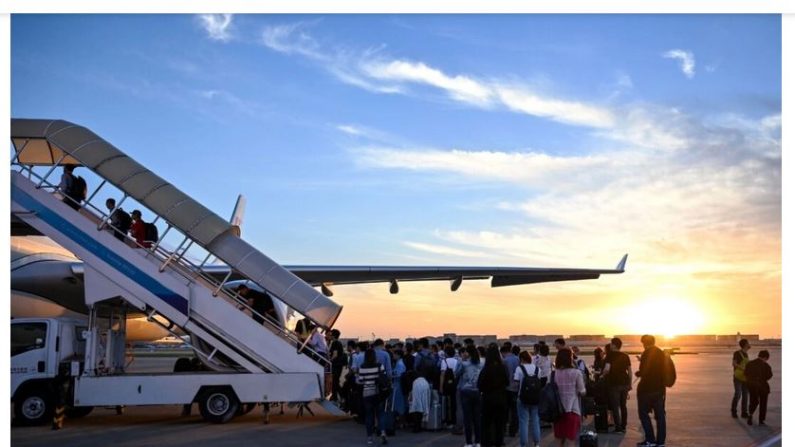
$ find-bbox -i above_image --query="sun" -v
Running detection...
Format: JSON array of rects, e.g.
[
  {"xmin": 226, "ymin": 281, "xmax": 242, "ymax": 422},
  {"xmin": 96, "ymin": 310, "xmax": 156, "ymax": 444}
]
[{"xmin": 617, "ymin": 296, "xmax": 706, "ymax": 338}]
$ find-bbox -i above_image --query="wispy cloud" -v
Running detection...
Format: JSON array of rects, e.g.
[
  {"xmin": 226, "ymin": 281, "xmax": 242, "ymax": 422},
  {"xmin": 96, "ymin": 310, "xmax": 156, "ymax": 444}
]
[
  {"xmin": 662, "ymin": 49, "xmax": 696, "ymax": 78},
  {"xmin": 198, "ymin": 14, "xmax": 234, "ymax": 42},
  {"xmin": 403, "ymin": 241, "xmax": 489, "ymax": 259},
  {"xmin": 260, "ymin": 21, "xmax": 615, "ymax": 129}
]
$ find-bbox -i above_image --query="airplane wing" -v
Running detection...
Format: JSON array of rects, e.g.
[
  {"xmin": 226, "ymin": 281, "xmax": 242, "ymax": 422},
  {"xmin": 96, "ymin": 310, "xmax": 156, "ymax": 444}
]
[{"xmin": 201, "ymin": 254, "xmax": 628, "ymax": 295}]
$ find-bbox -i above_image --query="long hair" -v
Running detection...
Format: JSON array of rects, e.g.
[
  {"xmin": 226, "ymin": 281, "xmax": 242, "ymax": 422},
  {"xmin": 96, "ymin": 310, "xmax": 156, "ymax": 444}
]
[
  {"xmin": 363, "ymin": 348, "xmax": 378, "ymax": 368},
  {"xmin": 466, "ymin": 345, "xmax": 480, "ymax": 365},
  {"xmin": 555, "ymin": 348, "xmax": 574, "ymax": 369},
  {"xmin": 485, "ymin": 345, "xmax": 503, "ymax": 368}
]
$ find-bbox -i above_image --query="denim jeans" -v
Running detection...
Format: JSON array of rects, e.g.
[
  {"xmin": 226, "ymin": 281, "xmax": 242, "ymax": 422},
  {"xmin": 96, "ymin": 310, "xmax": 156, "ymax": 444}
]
[
  {"xmin": 460, "ymin": 389, "xmax": 482, "ymax": 445},
  {"xmin": 732, "ymin": 377, "xmax": 748, "ymax": 415},
  {"xmin": 517, "ymin": 401, "xmax": 540, "ymax": 447},
  {"xmin": 363, "ymin": 394, "xmax": 385, "ymax": 437},
  {"xmin": 637, "ymin": 390, "xmax": 666, "ymax": 445}
]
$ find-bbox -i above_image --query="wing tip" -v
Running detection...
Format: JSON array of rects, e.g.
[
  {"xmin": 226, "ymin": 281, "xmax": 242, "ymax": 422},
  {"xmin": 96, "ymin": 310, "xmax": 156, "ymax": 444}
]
[{"xmin": 616, "ymin": 254, "xmax": 628, "ymax": 271}]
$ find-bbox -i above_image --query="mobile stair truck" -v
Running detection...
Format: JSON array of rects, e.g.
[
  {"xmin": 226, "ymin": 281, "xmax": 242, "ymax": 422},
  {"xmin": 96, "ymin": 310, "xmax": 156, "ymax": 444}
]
[{"xmin": 10, "ymin": 119, "xmax": 345, "ymax": 426}]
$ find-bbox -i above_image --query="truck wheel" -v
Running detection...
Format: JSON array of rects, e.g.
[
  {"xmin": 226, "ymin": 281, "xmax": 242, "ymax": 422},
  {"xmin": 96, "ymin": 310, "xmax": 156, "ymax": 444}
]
[
  {"xmin": 65, "ymin": 405, "xmax": 94, "ymax": 419},
  {"xmin": 14, "ymin": 387, "xmax": 53, "ymax": 426},
  {"xmin": 173, "ymin": 357, "xmax": 192, "ymax": 372},
  {"xmin": 197, "ymin": 388, "xmax": 239, "ymax": 424}
]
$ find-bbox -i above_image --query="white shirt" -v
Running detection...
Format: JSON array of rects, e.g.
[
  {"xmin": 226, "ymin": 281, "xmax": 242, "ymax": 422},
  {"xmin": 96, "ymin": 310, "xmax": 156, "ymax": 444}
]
[
  {"xmin": 535, "ymin": 356, "xmax": 552, "ymax": 379},
  {"xmin": 309, "ymin": 331, "xmax": 328, "ymax": 354},
  {"xmin": 440, "ymin": 357, "xmax": 459, "ymax": 373}
]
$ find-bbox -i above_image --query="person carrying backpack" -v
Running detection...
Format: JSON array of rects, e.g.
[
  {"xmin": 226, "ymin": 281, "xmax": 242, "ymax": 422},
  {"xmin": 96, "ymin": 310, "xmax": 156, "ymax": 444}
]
[
  {"xmin": 129, "ymin": 210, "xmax": 152, "ymax": 249},
  {"xmin": 58, "ymin": 165, "xmax": 87, "ymax": 211},
  {"xmin": 635, "ymin": 335, "xmax": 669, "ymax": 447},
  {"xmin": 105, "ymin": 198, "xmax": 132, "ymax": 242},
  {"xmin": 439, "ymin": 346, "xmax": 459, "ymax": 427},
  {"xmin": 513, "ymin": 351, "xmax": 542, "ymax": 447}
]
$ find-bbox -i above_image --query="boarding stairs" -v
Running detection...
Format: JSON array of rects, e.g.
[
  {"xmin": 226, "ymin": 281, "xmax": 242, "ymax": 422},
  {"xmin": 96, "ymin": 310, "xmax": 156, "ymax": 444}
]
[{"xmin": 10, "ymin": 119, "xmax": 343, "ymax": 411}]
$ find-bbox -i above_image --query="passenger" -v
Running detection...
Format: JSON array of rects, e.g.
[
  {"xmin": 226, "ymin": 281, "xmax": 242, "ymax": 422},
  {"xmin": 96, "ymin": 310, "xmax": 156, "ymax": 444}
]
[
  {"xmin": 731, "ymin": 338, "xmax": 751, "ymax": 419},
  {"xmin": 439, "ymin": 346, "xmax": 459, "ymax": 428},
  {"xmin": 745, "ymin": 350, "xmax": 772, "ymax": 426},
  {"xmin": 307, "ymin": 323, "xmax": 329, "ymax": 364},
  {"xmin": 514, "ymin": 351, "xmax": 541, "ymax": 447},
  {"xmin": 635, "ymin": 335, "xmax": 667, "ymax": 447},
  {"xmin": 105, "ymin": 198, "xmax": 132, "ymax": 242},
  {"xmin": 414, "ymin": 338, "xmax": 439, "ymax": 385},
  {"xmin": 408, "ymin": 373, "xmax": 431, "ymax": 433},
  {"xmin": 532, "ymin": 343, "xmax": 541, "ymax": 365},
  {"xmin": 463, "ymin": 338, "xmax": 475, "ymax": 348},
  {"xmin": 58, "ymin": 165, "xmax": 86, "ymax": 211},
  {"xmin": 571, "ymin": 346, "xmax": 589, "ymax": 379},
  {"xmin": 372, "ymin": 339, "xmax": 393, "ymax": 380},
  {"xmin": 554, "ymin": 338, "xmax": 566, "ymax": 352},
  {"xmin": 552, "ymin": 348, "xmax": 586, "ymax": 447},
  {"xmin": 328, "ymin": 329, "xmax": 346, "ymax": 402},
  {"xmin": 591, "ymin": 347, "xmax": 606, "ymax": 379},
  {"xmin": 456, "ymin": 345, "xmax": 483, "ymax": 447},
  {"xmin": 356, "ymin": 349, "xmax": 387, "ymax": 446},
  {"xmin": 535, "ymin": 344, "xmax": 552, "ymax": 386},
  {"xmin": 501, "ymin": 344, "xmax": 520, "ymax": 438},
  {"xmin": 129, "ymin": 210, "xmax": 151, "ymax": 248},
  {"xmin": 391, "ymin": 349, "xmax": 407, "ymax": 423},
  {"xmin": 478, "ymin": 344, "xmax": 508, "ymax": 447},
  {"xmin": 234, "ymin": 284, "xmax": 277, "ymax": 325},
  {"xmin": 602, "ymin": 337, "xmax": 631, "ymax": 433}
]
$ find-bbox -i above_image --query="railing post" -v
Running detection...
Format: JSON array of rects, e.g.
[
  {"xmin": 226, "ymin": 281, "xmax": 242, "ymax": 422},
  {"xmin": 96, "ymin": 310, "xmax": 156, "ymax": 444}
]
[
  {"xmin": 212, "ymin": 270, "xmax": 234, "ymax": 297},
  {"xmin": 85, "ymin": 179, "xmax": 107, "ymax": 207},
  {"xmin": 10, "ymin": 139, "xmax": 30, "ymax": 165},
  {"xmin": 159, "ymin": 236, "xmax": 189, "ymax": 272},
  {"xmin": 37, "ymin": 153, "xmax": 70, "ymax": 189}
]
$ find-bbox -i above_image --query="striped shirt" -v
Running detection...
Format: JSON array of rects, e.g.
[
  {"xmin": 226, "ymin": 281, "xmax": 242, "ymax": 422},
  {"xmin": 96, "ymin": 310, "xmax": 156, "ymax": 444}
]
[{"xmin": 357, "ymin": 363, "xmax": 385, "ymax": 398}]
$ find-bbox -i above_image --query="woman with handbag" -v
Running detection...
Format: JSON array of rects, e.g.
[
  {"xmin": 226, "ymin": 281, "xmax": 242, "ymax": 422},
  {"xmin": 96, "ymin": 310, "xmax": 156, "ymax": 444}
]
[{"xmin": 553, "ymin": 348, "xmax": 586, "ymax": 447}]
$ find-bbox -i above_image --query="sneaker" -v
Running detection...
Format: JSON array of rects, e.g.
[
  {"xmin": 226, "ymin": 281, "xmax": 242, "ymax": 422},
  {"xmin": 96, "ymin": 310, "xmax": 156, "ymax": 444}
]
[
  {"xmin": 613, "ymin": 427, "xmax": 626, "ymax": 433},
  {"xmin": 759, "ymin": 421, "xmax": 767, "ymax": 426},
  {"xmin": 464, "ymin": 445, "xmax": 473, "ymax": 447},
  {"xmin": 636, "ymin": 442, "xmax": 656, "ymax": 447},
  {"xmin": 366, "ymin": 439, "xmax": 374, "ymax": 446}
]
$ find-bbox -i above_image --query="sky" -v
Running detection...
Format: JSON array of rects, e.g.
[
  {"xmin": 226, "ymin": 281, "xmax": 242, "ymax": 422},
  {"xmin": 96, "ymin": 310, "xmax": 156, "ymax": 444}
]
[{"xmin": 10, "ymin": 14, "xmax": 782, "ymax": 339}]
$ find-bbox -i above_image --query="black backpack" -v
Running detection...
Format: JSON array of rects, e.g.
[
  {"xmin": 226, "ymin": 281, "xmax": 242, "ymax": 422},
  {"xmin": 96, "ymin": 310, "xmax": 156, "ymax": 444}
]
[
  {"xmin": 519, "ymin": 364, "xmax": 542, "ymax": 405},
  {"xmin": 69, "ymin": 175, "xmax": 87, "ymax": 201},
  {"xmin": 116, "ymin": 210, "xmax": 132, "ymax": 233},
  {"xmin": 377, "ymin": 366, "xmax": 392, "ymax": 401},
  {"xmin": 144, "ymin": 222, "xmax": 159, "ymax": 242},
  {"xmin": 663, "ymin": 352, "xmax": 677, "ymax": 388},
  {"xmin": 442, "ymin": 359, "xmax": 457, "ymax": 396}
]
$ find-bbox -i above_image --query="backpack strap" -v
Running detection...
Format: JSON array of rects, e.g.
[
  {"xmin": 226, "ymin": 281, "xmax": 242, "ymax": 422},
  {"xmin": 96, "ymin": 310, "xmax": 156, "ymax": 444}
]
[{"xmin": 520, "ymin": 364, "xmax": 528, "ymax": 378}]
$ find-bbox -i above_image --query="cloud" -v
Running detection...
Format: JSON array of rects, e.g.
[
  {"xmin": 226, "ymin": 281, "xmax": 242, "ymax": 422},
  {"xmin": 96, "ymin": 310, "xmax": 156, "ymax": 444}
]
[
  {"xmin": 354, "ymin": 147, "xmax": 612, "ymax": 187},
  {"xmin": 403, "ymin": 241, "xmax": 489, "ymax": 259},
  {"xmin": 260, "ymin": 21, "xmax": 616, "ymax": 129},
  {"xmin": 662, "ymin": 49, "xmax": 696, "ymax": 78},
  {"xmin": 197, "ymin": 14, "xmax": 234, "ymax": 42}
]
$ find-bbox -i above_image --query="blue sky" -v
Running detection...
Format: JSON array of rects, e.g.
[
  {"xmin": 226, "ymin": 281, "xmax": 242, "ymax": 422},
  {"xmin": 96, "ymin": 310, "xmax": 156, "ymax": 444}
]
[{"xmin": 11, "ymin": 15, "xmax": 782, "ymax": 337}]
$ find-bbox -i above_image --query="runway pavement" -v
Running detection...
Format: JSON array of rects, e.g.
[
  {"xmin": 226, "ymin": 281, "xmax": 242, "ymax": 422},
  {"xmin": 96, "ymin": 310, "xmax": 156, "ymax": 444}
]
[{"xmin": 11, "ymin": 348, "xmax": 781, "ymax": 447}]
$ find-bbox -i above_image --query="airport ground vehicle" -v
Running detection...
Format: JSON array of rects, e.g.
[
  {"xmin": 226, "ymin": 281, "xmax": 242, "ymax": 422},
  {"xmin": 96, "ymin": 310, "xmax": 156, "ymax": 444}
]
[{"xmin": 11, "ymin": 315, "xmax": 326, "ymax": 426}]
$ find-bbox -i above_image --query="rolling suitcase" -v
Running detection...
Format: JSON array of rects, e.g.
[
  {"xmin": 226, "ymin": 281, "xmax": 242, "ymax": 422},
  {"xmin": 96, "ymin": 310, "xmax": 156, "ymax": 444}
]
[
  {"xmin": 383, "ymin": 397, "xmax": 396, "ymax": 436},
  {"xmin": 594, "ymin": 404, "xmax": 609, "ymax": 433},
  {"xmin": 424, "ymin": 390, "xmax": 443, "ymax": 431}
]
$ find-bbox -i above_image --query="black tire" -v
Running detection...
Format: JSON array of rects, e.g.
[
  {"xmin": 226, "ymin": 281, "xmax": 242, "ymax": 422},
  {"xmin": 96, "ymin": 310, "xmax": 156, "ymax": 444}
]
[
  {"xmin": 173, "ymin": 357, "xmax": 193, "ymax": 372},
  {"xmin": 65, "ymin": 405, "xmax": 94, "ymax": 419},
  {"xmin": 197, "ymin": 388, "xmax": 239, "ymax": 424},
  {"xmin": 13, "ymin": 386, "xmax": 54, "ymax": 426},
  {"xmin": 236, "ymin": 402, "xmax": 257, "ymax": 416}
]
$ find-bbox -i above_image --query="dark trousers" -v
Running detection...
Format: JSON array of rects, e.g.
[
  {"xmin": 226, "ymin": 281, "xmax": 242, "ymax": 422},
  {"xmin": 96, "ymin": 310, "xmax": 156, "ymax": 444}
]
[
  {"xmin": 608, "ymin": 385, "xmax": 629, "ymax": 429},
  {"xmin": 460, "ymin": 389, "xmax": 482, "ymax": 445},
  {"xmin": 443, "ymin": 390, "xmax": 457, "ymax": 425},
  {"xmin": 732, "ymin": 377, "xmax": 748, "ymax": 415},
  {"xmin": 363, "ymin": 395, "xmax": 386, "ymax": 437},
  {"xmin": 506, "ymin": 390, "xmax": 518, "ymax": 436},
  {"xmin": 638, "ymin": 390, "xmax": 666, "ymax": 445},
  {"xmin": 331, "ymin": 364, "xmax": 344, "ymax": 400},
  {"xmin": 482, "ymin": 391, "xmax": 507, "ymax": 447},
  {"xmin": 748, "ymin": 387, "xmax": 768, "ymax": 423}
]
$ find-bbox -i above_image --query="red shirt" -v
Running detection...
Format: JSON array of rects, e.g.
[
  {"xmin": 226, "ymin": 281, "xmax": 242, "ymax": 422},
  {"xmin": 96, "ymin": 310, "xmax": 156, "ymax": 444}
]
[{"xmin": 130, "ymin": 220, "xmax": 151, "ymax": 248}]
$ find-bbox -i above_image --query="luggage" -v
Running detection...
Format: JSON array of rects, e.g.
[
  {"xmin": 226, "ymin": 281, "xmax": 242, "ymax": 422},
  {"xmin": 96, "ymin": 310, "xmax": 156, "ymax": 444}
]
[
  {"xmin": 382, "ymin": 399, "xmax": 396, "ymax": 436},
  {"xmin": 424, "ymin": 390, "xmax": 443, "ymax": 431},
  {"xmin": 440, "ymin": 395, "xmax": 449, "ymax": 424},
  {"xmin": 579, "ymin": 430, "xmax": 599, "ymax": 447},
  {"xmin": 594, "ymin": 404, "xmax": 609, "ymax": 433}
]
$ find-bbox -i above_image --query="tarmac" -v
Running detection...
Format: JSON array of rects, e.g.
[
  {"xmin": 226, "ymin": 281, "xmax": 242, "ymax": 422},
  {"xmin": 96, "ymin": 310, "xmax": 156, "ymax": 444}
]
[{"xmin": 11, "ymin": 347, "xmax": 782, "ymax": 447}]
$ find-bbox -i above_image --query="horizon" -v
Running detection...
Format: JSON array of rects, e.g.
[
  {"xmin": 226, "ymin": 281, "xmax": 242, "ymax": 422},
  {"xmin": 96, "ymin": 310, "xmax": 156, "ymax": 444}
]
[{"xmin": 10, "ymin": 14, "xmax": 782, "ymax": 340}]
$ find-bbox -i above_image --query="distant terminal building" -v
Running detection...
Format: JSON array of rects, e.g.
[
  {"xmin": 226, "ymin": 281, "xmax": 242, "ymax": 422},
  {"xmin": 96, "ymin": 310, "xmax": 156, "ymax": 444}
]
[
  {"xmin": 508, "ymin": 335, "xmax": 564, "ymax": 346},
  {"xmin": 569, "ymin": 335, "xmax": 610, "ymax": 346}
]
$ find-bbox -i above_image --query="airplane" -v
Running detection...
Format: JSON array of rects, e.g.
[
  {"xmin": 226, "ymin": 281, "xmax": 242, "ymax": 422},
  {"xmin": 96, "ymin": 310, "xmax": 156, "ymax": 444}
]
[{"xmin": 11, "ymin": 193, "xmax": 628, "ymax": 342}]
